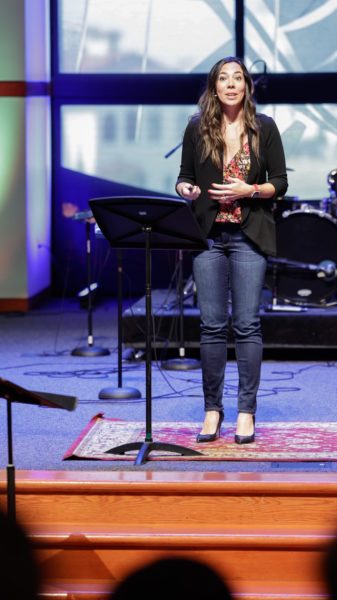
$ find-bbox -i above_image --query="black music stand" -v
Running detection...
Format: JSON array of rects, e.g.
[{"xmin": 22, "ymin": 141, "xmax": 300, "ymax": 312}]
[
  {"xmin": 89, "ymin": 195, "xmax": 208, "ymax": 465},
  {"xmin": 0, "ymin": 377, "xmax": 77, "ymax": 521}
]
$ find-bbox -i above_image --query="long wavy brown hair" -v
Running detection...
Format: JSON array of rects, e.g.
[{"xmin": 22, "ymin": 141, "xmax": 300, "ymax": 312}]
[{"xmin": 197, "ymin": 56, "xmax": 260, "ymax": 169}]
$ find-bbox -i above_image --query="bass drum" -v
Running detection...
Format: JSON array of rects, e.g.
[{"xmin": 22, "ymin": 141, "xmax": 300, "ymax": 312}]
[{"xmin": 266, "ymin": 208, "xmax": 337, "ymax": 306}]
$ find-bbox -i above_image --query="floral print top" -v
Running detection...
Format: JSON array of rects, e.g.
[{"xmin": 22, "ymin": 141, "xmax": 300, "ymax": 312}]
[{"xmin": 215, "ymin": 142, "xmax": 251, "ymax": 223}]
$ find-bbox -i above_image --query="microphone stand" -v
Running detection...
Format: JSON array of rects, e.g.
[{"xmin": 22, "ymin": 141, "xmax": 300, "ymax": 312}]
[
  {"xmin": 98, "ymin": 250, "xmax": 141, "ymax": 400},
  {"xmin": 71, "ymin": 215, "xmax": 110, "ymax": 357},
  {"xmin": 161, "ymin": 250, "xmax": 200, "ymax": 370}
]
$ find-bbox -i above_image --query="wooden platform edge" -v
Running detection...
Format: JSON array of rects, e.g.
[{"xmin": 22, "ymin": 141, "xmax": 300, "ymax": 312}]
[{"xmin": 1, "ymin": 470, "xmax": 335, "ymax": 600}]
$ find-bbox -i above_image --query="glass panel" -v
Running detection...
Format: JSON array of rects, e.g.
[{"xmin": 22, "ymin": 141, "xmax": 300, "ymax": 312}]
[
  {"xmin": 245, "ymin": 0, "xmax": 337, "ymax": 73},
  {"xmin": 61, "ymin": 103, "xmax": 337, "ymax": 201},
  {"xmin": 260, "ymin": 103, "xmax": 337, "ymax": 201},
  {"xmin": 61, "ymin": 105, "xmax": 197, "ymax": 194},
  {"xmin": 59, "ymin": 0, "xmax": 235, "ymax": 73}
]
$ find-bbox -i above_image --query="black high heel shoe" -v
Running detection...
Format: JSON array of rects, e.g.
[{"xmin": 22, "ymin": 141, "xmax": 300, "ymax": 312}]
[
  {"xmin": 234, "ymin": 415, "xmax": 255, "ymax": 445},
  {"xmin": 196, "ymin": 411, "xmax": 224, "ymax": 443}
]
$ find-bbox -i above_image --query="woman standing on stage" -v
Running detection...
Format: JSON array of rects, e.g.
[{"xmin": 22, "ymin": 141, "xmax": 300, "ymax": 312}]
[{"xmin": 176, "ymin": 56, "xmax": 288, "ymax": 444}]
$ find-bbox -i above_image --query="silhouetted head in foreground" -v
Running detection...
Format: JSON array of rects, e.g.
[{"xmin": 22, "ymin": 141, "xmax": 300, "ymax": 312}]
[
  {"xmin": 111, "ymin": 556, "xmax": 233, "ymax": 600},
  {"xmin": 0, "ymin": 508, "xmax": 40, "ymax": 600}
]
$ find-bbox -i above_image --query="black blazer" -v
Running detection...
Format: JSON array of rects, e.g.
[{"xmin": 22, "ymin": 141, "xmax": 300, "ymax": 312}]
[{"xmin": 176, "ymin": 113, "xmax": 288, "ymax": 256}]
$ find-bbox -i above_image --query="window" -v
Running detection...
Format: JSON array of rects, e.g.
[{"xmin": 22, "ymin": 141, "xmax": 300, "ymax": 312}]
[
  {"xmin": 245, "ymin": 0, "xmax": 337, "ymax": 73},
  {"xmin": 260, "ymin": 103, "xmax": 337, "ymax": 200},
  {"xmin": 61, "ymin": 103, "xmax": 337, "ymax": 200},
  {"xmin": 58, "ymin": 0, "xmax": 235, "ymax": 73},
  {"xmin": 61, "ymin": 104, "xmax": 196, "ymax": 195}
]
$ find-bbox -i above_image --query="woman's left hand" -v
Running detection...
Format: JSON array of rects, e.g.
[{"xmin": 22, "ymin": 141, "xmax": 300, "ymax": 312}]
[{"xmin": 208, "ymin": 177, "xmax": 252, "ymax": 203}]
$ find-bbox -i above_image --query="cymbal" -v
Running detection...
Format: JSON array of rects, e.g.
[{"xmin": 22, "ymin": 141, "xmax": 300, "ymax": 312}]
[{"xmin": 286, "ymin": 167, "xmax": 295, "ymax": 172}]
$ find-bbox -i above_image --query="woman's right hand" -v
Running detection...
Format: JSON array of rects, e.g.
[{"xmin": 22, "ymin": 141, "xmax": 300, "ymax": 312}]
[{"xmin": 176, "ymin": 182, "xmax": 201, "ymax": 201}]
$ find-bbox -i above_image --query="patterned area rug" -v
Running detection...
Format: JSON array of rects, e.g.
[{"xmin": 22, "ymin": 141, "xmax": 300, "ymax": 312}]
[{"xmin": 63, "ymin": 413, "xmax": 337, "ymax": 461}]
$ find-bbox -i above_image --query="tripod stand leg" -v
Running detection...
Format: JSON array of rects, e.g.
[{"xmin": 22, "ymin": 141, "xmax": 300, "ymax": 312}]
[
  {"xmin": 132, "ymin": 442, "xmax": 203, "ymax": 466},
  {"xmin": 106, "ymin": 440, "xmax": 203, "ymax": 465},
  {"xmin": 105, "ymin": 442, "xmax": 153, "ymax": 466},
  {"xmin": 150, "ymin": 442, "xmax": 203, "ymax": 457}
]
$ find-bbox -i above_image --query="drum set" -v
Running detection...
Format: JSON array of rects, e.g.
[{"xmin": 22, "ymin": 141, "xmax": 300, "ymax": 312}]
[{"xmin": 267, "ymin": 169, "xmax": 337, "ymax": 308}]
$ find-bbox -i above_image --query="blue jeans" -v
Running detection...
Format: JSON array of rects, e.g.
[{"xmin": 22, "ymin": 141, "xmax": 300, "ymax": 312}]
[{"xmin": 193, "ymin": 224, "xmax": 267, "ymax": 416}]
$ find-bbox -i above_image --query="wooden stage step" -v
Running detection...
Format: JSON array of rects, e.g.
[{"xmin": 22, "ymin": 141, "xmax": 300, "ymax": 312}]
[{"xmin": 1, "ymin": 470, "xmax": 337, "ymax": 600}]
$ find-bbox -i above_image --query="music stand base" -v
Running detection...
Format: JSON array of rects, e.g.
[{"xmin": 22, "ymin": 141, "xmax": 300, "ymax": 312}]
[
  {"xmin": 106, "ymin": 441, "xmax": 203, "ymax": 466},
  {"xmin": 71, "ymin": 345, "xmax": 110, "ymax": 357},
  {"xmin": 161, "ymin": 357, "xmax": 201, "ymax": 370},
  {"xmin": 98, "ymin": 386, "xmax": 141, "ymax": 400}
]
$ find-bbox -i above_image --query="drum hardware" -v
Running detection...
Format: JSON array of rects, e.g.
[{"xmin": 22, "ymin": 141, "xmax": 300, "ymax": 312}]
[
  {"xmin": 326, "ymin": 168, "xmax": 337, "ymax": 218},
  {"xmin": 272, "ymin": 195, "xmax": 299, "ymax": 221},
  {"xmin": 320, "ymin": 197, "xmax": 331, "ymax": 213},
  {"xmin": 327, "ymin": 168, "xmax": 337, "ymax": 194},
  {"xmin": 266, "ymin": 208, "xmax": 337, "ymax": 307},
  {"xmin": 272, "ymin": 196, "xmax": 323, "ymax": 221},
  {"xmin": 265, "ymin": 260, "xmax": 307, "ymax": 312},
  {"xmin": 298, "ymin": 202, "xmax": 322, "ymax": 212},
  {"xmin": 265, "ymin": 257, "xmax": 337, "ymax": 312},
  {"xmin": 269, "ymin": 256, "xmax": 337, "ymax": 280}
]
